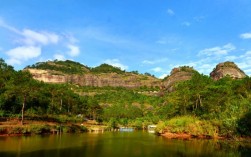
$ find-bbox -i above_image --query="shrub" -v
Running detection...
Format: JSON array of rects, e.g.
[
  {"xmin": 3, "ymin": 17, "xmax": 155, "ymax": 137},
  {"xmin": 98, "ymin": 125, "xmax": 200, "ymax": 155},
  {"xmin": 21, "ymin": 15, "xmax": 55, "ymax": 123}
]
[
  {"xmin": 237, "ymin": 111, "xmax": 251, "ymax": 136},
  {"xmin": 0, "ymin": 110, "xmax": 6, "ymax": 117},
  {"xmin": 30, "ymin": 125, "xmax": 50, "ymax": 134},
  {"xmin": 63, "ymin": 125, "xmax": 88, "ymax": 133},
  {"xmin": 9, "ymin": 127, "xmax": 23, "ymax": 134},
  {"xmin": 155, "ymin": 121, "xmax": 166, "ymax": 133},
  {"xmin": 107, "ymin": 118, "xmax": 118, "ymax": 129},
  {"xmin": 156, "ymin": 116, "xmax": 218, "ymax": 137}
]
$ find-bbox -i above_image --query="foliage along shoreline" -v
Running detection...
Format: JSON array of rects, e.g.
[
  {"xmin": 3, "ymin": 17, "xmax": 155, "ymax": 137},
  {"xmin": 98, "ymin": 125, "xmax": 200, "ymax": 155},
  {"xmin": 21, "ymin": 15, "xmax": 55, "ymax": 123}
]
[{"xmin": 0, "ymin": 58, "xmax": 251, "ymax": 139}]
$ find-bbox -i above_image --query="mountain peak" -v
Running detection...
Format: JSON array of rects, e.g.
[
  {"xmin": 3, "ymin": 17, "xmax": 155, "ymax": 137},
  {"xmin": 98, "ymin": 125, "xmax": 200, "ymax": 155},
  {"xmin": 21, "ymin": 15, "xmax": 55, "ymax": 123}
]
[
  {"xmin": 210, "ymin": 61, "xmax": 246, "ymax": 80},
  {"xmin": 162, "ymin": 66, "xmax": 198, "ymax": 92}
]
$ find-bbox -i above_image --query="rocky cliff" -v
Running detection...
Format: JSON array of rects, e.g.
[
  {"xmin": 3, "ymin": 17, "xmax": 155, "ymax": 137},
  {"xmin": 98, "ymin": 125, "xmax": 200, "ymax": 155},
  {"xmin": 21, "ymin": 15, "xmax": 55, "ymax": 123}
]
[
  {"xmin": 210, "ymin": 61, "xmax": 246, "ymax": 80},
  {"xmin": 26, "ymin": 62, "xmax": 161, "ymax": 88},
  {"xmin": 26, "ymin": 60, "xmax": 248, "ymax": 90},
  {"xmin": 162, "ymin": 66, "xmax": 197, "ymax": 92}
]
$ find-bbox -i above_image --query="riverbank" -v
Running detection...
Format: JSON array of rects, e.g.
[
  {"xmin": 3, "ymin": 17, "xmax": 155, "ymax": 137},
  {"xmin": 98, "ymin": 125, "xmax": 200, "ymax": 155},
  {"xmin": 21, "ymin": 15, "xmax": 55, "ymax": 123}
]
[
  {"xmin": 0, "ymin": 118, "xmax": 108, "ymax": 136},
  {"xmin": 159, "ymin": 132, "xmax": 251, "ymax": 143},
  {"xmin": 160, "ymin": 132, "xmax": 224, "ymax": 140},
  {"xmin": 155, "ymin": 116, "xmax": 251, "ymax": 141}
]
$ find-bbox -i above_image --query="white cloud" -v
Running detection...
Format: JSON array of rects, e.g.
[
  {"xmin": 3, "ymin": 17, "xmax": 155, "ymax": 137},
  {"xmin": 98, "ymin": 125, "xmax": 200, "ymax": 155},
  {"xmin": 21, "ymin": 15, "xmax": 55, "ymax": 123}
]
[
  {"xmin": 224, "ymin": 55, "xmax": 238, "ymax": 61},
  {"xmin": 0, "ymin": 19, "xmax": 83, "ymax": 67},
  {"xmin": 82, "ymin": 27, "xmax": 129, "ymax": 44},
  {"xmin": 5, "ymin": 46, "xmax": 41, "ymax": 65},
  {"xmin": 0, "ymin": 20, "xmax": 59, "ymax": 46},
  {"xmin": 244, "ymin": 69, "xmax": 251, "ymax": 74},
  {"xmin": 240, "ymin": 33, "xmax": 251, "ymax": 39},
  {"xmin": 37, "ymin": 57, "xmax": 52, "ymax": 63},
  {"xmin": 104, "ymin": 59, "xmax": 128, "ymax": 70},
  {"xmin": 196, "ymin": 63, "xmax": 216, "ymax": 74},
  {"xmin": 67, "ymin": 44, "xmax": 80, "ymax": 57},
  {"xmin": 142, "ymin": 60, "xmax": 155, "ymax": 64},
  {"xmin": 236, "ymin": 61, "xmax": 251, "ymax": 75},
  {"xmin": 64, "ymin": 34, "xmax": 78, "ymax": 44},
  {"xmin": 167, "ymin": 9, "xmax": 175, "ymax": 16},
  {"xmin": 198, "ymin": 43, "xmax": 236, "ymax": 56},
  {"xmin": 21, "ymin": 29, "xmax": 59, "ymax": 46},
  {"xmin": 0, "ymin": 18, "xmax": 20, "ymax": 33},
  {"xmin": 244, "ymin": 51, "xmax": 251, "ymax": 56},
  {"xmin": 53, "ymin": 54, "xmax": 65, "ymax": 61},
  {"xmin": 142, "ymin": 58, "xmax": 168, "ymax": 65},
  {"xmin": 159, "ymin": 73, "xmax": 168, "ymax": 79},
  {"xmin": 6, "ymin": 58, "xmax": 22, "ymax": 65},
  {"xmin": 182, "ymin": 21, "xmax": 191, "ymax": 27},
  {"xmin": 151, "ymin": 67, "xmax": 163, "ymax": 72}
]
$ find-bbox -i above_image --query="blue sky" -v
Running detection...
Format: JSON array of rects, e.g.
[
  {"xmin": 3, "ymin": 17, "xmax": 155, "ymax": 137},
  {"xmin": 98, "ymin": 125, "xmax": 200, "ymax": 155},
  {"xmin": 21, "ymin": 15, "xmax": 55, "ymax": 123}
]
[{"xmin": 1, "ymin": 0, "xmax": 251, "ymax": 78}]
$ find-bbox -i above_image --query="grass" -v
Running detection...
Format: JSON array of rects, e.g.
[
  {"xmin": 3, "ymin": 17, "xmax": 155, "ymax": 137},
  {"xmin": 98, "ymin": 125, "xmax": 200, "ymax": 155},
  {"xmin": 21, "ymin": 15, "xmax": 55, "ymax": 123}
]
[
  {"xmin": 156, "ymin": 116, "xmax": 218, "ymax": 138},
  {"xmin": 0, "ymin": 117, "xmax": 88, "ymax": 135}
]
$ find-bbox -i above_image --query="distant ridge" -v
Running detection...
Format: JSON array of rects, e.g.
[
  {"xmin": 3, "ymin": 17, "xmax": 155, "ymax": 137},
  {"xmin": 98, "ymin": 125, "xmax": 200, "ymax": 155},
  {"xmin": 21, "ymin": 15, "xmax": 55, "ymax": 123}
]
[
  {"xmin": 25, "ymin": 60, "xmax": 161, "ymax": 88},
  {"xmin": 25, "ymin": 60, "xmax": 248, "ymax": 90}
]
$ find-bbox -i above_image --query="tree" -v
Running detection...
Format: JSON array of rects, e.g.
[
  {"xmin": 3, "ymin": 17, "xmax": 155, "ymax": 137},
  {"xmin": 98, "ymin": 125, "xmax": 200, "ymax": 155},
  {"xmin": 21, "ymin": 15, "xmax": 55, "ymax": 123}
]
[
  {"xmin": 5, "ymin": 71, "xmax": 39, "ymax": 125},
  {"xmin": 0, "ymin": 59, "xmax": 15, "ymax": 114},
  {"xmin": 87, "ymin": 98, "xmax": 102, "ymax": 120}
]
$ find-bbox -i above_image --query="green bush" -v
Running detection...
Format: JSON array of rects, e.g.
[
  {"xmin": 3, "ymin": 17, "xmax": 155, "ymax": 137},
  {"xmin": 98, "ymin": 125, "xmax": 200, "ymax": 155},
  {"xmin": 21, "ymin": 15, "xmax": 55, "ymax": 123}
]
[
  {"xmin": 63, "ymin": 125, "xmax": 88, "ymax": 133},
  {"xmin": 131, "ymin": 119, "xmax": 143, "ymax": 129},
  {"xmin": 237, "ymin": 111, "xmax": 251, "ymax": 136},
  {"xmin": 107, "ymin": 118, "xmax": 118, "ymax": 129},
  {"xmin": 30, "ymin": 125, "xmax": 50, "ymax": 134},
  {"xmin": 156, "ymin": 116, "xmax": 218, "ymax": 137},
  {"xmin": 155, "ymin": 121, "xmax": 166, "ymax": 133},
  {"xmin": 9, "ymin": 127, "xmax": 23, "ymax": 134},
  {"xmin": 0, "ymin": 110, "xmax": 6, "ymax": 117}
]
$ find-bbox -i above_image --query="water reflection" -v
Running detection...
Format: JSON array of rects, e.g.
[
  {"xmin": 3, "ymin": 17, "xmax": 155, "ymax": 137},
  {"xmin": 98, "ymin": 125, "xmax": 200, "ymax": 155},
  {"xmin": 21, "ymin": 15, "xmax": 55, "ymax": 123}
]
[{"xmin": 0, "ymin": 132, "xmax": 251, "ymax": 157}]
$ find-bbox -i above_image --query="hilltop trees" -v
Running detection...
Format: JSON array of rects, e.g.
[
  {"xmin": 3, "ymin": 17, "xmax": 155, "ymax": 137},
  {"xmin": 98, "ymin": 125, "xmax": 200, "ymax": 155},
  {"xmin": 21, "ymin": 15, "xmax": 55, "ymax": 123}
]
[
  {"xmin": 91, "ymin": 63, "xmax": 125, "ymax": 74},
  {"xmin": 28, "ymin": 59, "xmax": 90, "ymax": 74}
]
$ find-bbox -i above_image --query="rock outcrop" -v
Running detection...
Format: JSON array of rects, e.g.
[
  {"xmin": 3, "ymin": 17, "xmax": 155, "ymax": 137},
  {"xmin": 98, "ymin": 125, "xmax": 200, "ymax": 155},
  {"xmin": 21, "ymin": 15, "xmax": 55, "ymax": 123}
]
[
  {"xmin": 162, "ymin": 66, "xmax": 197, "ymax": 92},
  {"xmin": 26, "ymin": 68, "xmax": 161, "ymax": 88},
  {"xmin": 26, "ymin": 60, "xmax": 248, "ymax": 90},
  {"xmin": 210, "ymin": 61, "xmax": 246, "ymax": 80}
]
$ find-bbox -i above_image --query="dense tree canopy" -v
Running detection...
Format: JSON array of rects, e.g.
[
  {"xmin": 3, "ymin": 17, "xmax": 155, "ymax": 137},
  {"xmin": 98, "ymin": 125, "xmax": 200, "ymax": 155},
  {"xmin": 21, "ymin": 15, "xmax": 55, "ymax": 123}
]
[{"xmin": 1, "ymin": 58, "xmax": 251, "ymax": 136}]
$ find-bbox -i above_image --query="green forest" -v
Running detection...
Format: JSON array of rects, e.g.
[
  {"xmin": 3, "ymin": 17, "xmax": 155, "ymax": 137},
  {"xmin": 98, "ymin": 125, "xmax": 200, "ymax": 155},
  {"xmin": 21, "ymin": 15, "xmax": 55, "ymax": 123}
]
[{"xmin": 1, "ymin": 58, "xmax": 251, "ymax": 138}]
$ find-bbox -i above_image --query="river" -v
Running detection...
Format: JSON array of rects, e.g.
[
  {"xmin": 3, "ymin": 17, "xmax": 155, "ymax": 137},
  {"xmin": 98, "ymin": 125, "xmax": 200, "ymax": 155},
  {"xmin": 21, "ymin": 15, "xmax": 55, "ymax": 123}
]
[{"xmin": 0, "ymin": 132, "xmax": 251, "ymax": 157}]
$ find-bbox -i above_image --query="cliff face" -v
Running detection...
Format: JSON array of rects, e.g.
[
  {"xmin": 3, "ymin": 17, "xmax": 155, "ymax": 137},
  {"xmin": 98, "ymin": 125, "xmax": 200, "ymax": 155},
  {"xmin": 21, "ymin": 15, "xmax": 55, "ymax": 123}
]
[
  {"xmin": 162, "ymin": 66, "xmax": 197, "ymax": 92},
  {"xmin": 26, "ymin": 68, "xmax": 161, "ymax": 88},
  {"xmin": 26, "ymin": 60, "xmax": 248, "ymax": 90},
  {"xmin": 27, "ymin": 69, "xmax": 67, "ymax": 83},
  {"xmin": 210, "ymin": 62, "xmax": 246, "ymax": 80}
]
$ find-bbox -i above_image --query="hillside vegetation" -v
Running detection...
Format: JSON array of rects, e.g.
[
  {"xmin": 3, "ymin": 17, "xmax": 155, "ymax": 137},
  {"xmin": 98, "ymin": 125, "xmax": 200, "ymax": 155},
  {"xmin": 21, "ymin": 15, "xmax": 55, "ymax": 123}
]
[
  {"xmin": 27, "ymin": 60, "xmax": 91, "ymax": 74},
  {"xmin": 91, "ymin": 63, "xmax": 125, "ymax": 74},
  {"xmin": 28, "ymin": 60, "xmax": 127, "ymax": 74},
  {"xmin": 1, "ymin": 58, "xmax": 251, "ymax": 138}
]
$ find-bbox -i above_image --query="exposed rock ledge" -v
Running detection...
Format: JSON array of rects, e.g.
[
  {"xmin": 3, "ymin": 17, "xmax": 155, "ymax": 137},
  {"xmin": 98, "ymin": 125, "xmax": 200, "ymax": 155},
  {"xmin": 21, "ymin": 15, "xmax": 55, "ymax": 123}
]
[
  {"xmin": 210, "ymin": 61, "xmax": 246, "ymax": 80},
  {"xmin": 26, "ymin": 69, "xmax": 161, "ymax": 88},
  {"xmin": 162, "ymin": 66, "xmax": 197, "ymax": 92}
]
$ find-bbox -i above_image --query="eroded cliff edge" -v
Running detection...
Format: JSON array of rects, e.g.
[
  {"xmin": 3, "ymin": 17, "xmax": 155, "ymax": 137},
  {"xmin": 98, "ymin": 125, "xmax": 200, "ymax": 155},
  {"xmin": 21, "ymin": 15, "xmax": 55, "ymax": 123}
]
[
  {"xmin": 210, "ymin": 61, "xmax": 246, "ymax": 80},
  {"xmin": 25, "ymin": 60, "xmax": 161, "ymax": 88}
]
